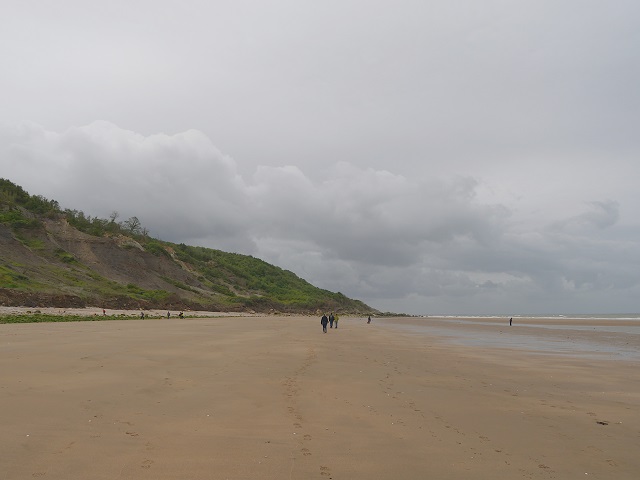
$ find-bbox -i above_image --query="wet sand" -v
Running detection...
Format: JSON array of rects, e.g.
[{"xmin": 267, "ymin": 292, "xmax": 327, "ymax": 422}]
[
  {"xmin": 1, "ymin": 315, "xmax": 638, "ymax": 479},
  {"xmin": 384, "ymin": 316, "xmax": 640, "ymax": 360}
]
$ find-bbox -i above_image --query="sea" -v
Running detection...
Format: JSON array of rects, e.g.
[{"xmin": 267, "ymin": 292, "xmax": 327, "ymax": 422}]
[{"xmin": 379, "ymin": 314, "xmax": 640, "ymax": 361}]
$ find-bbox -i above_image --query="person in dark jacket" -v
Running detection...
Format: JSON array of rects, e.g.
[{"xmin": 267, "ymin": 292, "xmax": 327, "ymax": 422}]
[
  {"xmin": 321, "ymin": 314, "xmax": 329, "ymax": 333},
  {"xmin": 329, "ymin": 312, "xmax": 335, "ymax": 328}
]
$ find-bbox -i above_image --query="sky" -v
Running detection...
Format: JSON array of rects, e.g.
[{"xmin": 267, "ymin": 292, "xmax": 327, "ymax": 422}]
[{"xmin": 1, "ymin": 0, "xmax": 639, "ymax": 315}]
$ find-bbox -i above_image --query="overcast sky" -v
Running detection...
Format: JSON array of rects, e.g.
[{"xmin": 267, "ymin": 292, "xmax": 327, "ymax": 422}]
[{"xmin": 1, "ymin": 0, "xmax": 639, "ymax": 315}]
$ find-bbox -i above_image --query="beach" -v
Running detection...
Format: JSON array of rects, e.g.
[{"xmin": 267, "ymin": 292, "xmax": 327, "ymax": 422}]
[{"xmin": 1, "ymin": 314, "xmax": 638, "ymax": 479}]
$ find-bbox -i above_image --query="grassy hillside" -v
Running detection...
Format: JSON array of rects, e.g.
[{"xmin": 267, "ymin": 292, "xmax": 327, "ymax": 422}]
[{"xmin": 0, "ymin": 178, "xmax": 375, "ymax": 314}]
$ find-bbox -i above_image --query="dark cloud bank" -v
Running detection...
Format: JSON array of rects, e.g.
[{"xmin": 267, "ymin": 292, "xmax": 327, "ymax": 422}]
[{"xmin": 2, "ymin": 121, "xmax": 638, "ymax": 314}]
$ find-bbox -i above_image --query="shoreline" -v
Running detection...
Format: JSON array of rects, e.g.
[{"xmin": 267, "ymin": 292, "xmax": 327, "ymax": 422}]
[
  {"xmin": 0, "ymin": 306, "xmax": 262, "ymax": 318},
  {"xmin": 4, "ymin": 306, "xmax": 639, "ymax": 322},
  {"xmin": 378, "ymin": 316, "xmax": 640, "ymax": 362}
]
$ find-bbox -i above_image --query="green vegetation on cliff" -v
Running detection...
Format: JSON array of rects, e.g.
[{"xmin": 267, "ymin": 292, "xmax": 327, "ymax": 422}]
[{"xmin": 0, "ymin": 178, "xmax": 374, "ymax": 314}]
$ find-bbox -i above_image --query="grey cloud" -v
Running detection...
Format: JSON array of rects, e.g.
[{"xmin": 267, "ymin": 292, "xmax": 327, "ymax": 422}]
[
  {"xmin": 2, "ymin": 122, "xmax": 251, "ymax": 243},
  {"xmin": 248, "ymin": 167, "xmax": 511, "ymax": 267},
  {"xmin": 551, "ymin": 200, "xmax": 620, "ymax": 232}
]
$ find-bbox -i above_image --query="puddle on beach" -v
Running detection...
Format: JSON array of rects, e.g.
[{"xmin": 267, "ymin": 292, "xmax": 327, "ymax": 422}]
[{"xmin": 381, "ymin": 319, "xmax": 640, "ymax": 361}]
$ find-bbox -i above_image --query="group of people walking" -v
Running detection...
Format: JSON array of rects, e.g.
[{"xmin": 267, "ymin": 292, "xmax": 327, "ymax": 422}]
[
  {"xmin": 320, "ymin": 313, "xmax": 374, "ymax": 332},
  {"xmin": 320, "ymin": 312, "xmax": 339, "ymax": 333}
]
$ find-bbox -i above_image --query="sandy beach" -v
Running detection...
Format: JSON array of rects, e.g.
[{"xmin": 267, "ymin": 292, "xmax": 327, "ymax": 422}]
[{"xmin": 1, "ymin": 314, "xmax": 638, "ymax": 479}]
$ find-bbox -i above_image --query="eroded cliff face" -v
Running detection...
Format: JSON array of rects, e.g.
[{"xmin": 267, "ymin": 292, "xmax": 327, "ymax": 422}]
[
  {"xmin": 0, "ymin": 219, "xmax": 209, "ymax": 309},
  {"xmin": 42, "ymin": 220, "xmax": 206, "ymax": 293}
]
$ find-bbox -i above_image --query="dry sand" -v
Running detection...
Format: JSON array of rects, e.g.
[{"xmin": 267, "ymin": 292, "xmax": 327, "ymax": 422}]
[{"xmin": 1, "ymin": 314, "xmax": 638, "ymax": 479}]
